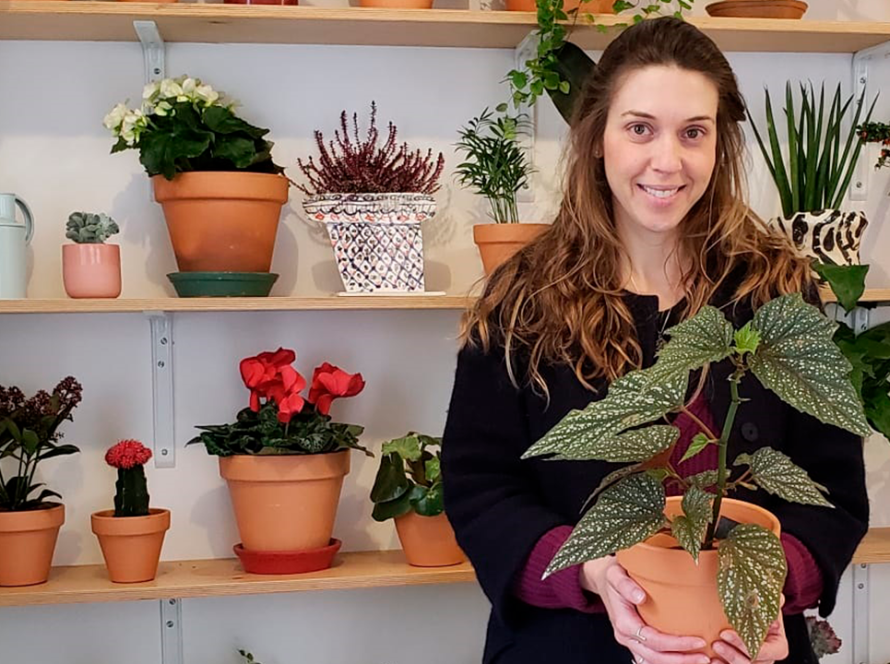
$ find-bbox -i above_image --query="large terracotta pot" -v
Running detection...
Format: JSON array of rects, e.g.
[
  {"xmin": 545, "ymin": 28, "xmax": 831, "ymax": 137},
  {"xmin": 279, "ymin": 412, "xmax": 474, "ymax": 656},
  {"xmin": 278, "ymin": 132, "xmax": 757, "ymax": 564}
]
[
  {"xmin": 705, "ymin": 0, "xmax": 807, "ymax": 18},
  {"xmin": 0, "ymin": 503, "xmax": 65, "ymax": 586},
  {"xmin": 394, "ymin": 511, "xmax": 466, "ymax": 567},
  {"xmin": 473, "ymin": 223, "xmax": 548, "ymax": 275},
  {"xmin": 91, "ymin": 508, "xmax": 171, "ymax": 583},
  {"xmin": 505, "ymin": 0, "xmax": 614, "ymax": 12},
  {"xmin": 617, "ymin": 497, "xmax": 781, "ymax": 658},
  {"xmin": 219, "ymin": 451, "xmax": 350, "ymax": 552},
  {"xmin": 152, "ymin": 172, "xmax": 289, "ymax": 273},
  {"xmin": 62, "ymin": 244, "xmax": 122, "ymax": 299}
]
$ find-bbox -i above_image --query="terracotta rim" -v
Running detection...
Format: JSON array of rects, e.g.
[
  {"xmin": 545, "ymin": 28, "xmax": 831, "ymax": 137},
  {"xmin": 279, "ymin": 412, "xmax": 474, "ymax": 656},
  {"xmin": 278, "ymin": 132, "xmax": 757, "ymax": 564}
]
[
  {"xmin": 0, "ymin": 503, "xmax": 65, "ymax": 532},
  {"xmin": 218, "ymin": 450, "xmax": 351, "ymax": 482},
  {"xmin": 91, "ymin": 508, "xmax": 171, "ymax": 536},
  {"xmin": 152, "ymin": 171, "xmax": 290, "ymax": 203}
]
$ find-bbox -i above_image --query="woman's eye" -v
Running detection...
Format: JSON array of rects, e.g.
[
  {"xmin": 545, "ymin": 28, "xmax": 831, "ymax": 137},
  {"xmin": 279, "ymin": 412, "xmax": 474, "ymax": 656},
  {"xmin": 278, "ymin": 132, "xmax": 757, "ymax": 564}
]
[
  {"xmin": 630, "ymin": 124, "xmax": 650, "ymax": 136},
  {"xmin": 685, "ymin": 127, "xmax": 704, "ymax": 140}
]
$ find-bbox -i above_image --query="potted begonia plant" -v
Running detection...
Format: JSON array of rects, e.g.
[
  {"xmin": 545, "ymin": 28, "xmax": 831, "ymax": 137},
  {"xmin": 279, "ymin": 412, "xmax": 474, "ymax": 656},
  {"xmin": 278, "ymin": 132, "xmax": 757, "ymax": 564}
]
[{"xmin": 188, "ymin": 348, "xmax": 368, "ymax": 574}]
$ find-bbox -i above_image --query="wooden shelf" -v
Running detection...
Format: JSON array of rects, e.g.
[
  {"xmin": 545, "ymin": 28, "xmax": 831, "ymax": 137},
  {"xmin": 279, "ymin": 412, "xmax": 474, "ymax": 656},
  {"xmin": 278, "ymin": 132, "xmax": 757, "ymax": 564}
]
[
  {"xmin": 1, "ymin": 3, "xmax": 889, "ymax": 53},
  {"xmin": 0, "ymin": 550, "xmax": 476, "ymax": 607},
  {"xmin": 853, "ymin": 527, "xmax": 890, "ymax": 565},
  {"xmin": 0, "ymin": 294, "xmax": 474, "ymax": 314},
  {"xmin": 820, "ymin": 288, "xmax": 890, "ymax": 306}
]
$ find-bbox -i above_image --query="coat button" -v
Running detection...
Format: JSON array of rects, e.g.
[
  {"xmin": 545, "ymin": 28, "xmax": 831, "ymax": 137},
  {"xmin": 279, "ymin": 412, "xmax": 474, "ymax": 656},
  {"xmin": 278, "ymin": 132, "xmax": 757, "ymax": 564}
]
[{"xmin": 741, "ymin": 422, "xmax": 759, "ymax": 442}]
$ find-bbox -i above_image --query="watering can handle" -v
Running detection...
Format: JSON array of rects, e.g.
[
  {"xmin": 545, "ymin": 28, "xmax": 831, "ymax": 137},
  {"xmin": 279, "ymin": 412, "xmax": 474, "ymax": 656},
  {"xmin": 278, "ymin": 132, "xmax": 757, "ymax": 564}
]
[{"xmin": 14, "ymin": 197, "xmax": 33, "ymax": 245}]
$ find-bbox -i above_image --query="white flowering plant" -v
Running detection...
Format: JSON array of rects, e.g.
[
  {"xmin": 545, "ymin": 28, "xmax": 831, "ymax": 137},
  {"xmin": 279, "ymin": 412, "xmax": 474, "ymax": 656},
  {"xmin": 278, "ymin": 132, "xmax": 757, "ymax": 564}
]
[{"xmin": 103, "ymin": 76, "xmax": 285, "ymax": 181}]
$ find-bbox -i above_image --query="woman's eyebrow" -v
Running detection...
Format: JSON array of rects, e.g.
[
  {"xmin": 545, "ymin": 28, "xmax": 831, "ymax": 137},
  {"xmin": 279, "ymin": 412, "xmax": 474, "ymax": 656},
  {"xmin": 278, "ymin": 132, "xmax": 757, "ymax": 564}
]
[{"xmin": 621, "ymin": 110, "xmax": 716, "ymax": 124}]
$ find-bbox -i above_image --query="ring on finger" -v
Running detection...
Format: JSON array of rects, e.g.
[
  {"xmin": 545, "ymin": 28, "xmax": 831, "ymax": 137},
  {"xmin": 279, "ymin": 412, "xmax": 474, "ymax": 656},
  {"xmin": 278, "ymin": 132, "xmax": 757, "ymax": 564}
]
[
  {"xmin": 635, "ymin": 657, "xmax": 646, "ymax": 664},
  {"xmin": 634, "ymin": 625, "xmax": 647, "ymax": 643}
]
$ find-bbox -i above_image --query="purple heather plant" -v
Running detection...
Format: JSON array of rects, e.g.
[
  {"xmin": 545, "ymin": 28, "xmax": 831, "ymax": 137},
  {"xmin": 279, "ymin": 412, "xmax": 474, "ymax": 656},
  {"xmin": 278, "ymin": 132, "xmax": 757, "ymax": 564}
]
[
  {"xmin": 296, "ymin": 102, "xmax": 445, "ymax": 196},
  {"xmin": 806, "ymin": 616, "xmax": 842, "ymax": 659}
]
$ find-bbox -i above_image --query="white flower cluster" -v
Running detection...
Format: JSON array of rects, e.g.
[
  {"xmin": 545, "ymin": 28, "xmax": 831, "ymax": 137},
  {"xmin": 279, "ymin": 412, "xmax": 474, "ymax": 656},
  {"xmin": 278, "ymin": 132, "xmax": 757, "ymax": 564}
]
[{"xmin": 103, "ymin": 76, "xmax": 235, "ymax": 147}]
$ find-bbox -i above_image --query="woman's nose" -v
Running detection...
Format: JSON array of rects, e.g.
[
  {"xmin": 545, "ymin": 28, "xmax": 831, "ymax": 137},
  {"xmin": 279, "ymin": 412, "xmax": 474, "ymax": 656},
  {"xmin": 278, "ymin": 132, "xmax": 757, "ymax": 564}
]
[{"xmin": 650, "ymin": 136, "xmax": 683, "ymax": 173}]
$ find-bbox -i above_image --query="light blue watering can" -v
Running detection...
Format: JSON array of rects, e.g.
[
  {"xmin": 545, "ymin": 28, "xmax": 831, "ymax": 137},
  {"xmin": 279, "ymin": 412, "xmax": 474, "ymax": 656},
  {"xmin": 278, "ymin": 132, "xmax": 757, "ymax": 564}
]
[{"xmin": 0, "ymin": 193, "xmax": 34, "ymax": 299}]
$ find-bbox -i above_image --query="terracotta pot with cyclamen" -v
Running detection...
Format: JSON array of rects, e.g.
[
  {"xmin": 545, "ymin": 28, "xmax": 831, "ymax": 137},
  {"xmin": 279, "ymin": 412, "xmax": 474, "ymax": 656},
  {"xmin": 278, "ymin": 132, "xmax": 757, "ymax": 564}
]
[
  {"xmin": 91, "ymin": 440, "xmax": 170, "ymax": 583},
  {"xmin": 104, "ymin": 76, "xmax": 289, "ymax": 296},
  {"xmin": 62, "ymin": 211, "xmax": 122, "ymax": 299},
  {"xmin": 454, "ymin": 108, "xmax": 547, "ymax": 276},
  {"xmin": 522, "ymin": 294, "xmax": 870, "ymax": 659},
  {"xmin": 370, "ymin": 432, "xmax": 464, "ymax": 567},
  {"xmin": 0, "ymin": 377, "xmax": 83, "ymax": 587},
  {"xmin": 187, "ymin": 348, "xmax": 370, "ymax": 574}
]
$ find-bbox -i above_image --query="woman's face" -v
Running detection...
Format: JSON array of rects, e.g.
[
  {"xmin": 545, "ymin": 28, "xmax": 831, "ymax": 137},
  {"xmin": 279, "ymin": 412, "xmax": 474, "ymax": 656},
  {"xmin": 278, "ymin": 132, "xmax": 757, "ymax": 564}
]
[{"xmin": 602, "ymin": 65, "xmax": 719, "ymax": 243}]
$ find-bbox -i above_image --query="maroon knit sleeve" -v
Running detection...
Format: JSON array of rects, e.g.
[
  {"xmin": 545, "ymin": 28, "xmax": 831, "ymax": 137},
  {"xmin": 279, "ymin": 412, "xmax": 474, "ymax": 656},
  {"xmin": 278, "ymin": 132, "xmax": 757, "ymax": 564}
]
[
  {"xmin": 782, "ymin": 532, "xmax": 824, "ymax": 614},
  {"xmin": 513, "ymin": 525, "xmax": 605, "ymax": 613}
]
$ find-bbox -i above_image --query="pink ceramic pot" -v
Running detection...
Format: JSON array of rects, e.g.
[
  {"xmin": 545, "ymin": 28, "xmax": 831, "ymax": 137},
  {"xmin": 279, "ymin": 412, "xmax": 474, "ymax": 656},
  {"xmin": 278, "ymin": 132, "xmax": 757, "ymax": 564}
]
[{"xmin": 62, "ymin": 244, "xmax": 122, "ymax": 298}]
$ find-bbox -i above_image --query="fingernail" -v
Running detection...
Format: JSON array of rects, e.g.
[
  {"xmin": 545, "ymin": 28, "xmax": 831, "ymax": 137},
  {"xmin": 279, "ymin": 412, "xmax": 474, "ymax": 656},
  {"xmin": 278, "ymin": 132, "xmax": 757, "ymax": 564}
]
[
  {"xmin": 693, "ymin": 639, "xmax": 707, "ymax": 649},
  {"xmin": 697, "ymin": 657, "xmax": 710, "ymax": 664},
  {"xmin": 633, "ymin": 590, "xmax": 645, "ymax": 603}
]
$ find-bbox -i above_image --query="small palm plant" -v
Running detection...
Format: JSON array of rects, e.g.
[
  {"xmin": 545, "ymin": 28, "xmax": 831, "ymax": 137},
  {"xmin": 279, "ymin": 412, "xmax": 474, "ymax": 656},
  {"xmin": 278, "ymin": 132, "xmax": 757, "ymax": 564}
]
[
  {"xmin": 523, "ymin": 294, "xmax": 869, "ymax": 657},
  {"xmin": 454, "ymin": 108, "xmax": 534, "ymax": 224}
]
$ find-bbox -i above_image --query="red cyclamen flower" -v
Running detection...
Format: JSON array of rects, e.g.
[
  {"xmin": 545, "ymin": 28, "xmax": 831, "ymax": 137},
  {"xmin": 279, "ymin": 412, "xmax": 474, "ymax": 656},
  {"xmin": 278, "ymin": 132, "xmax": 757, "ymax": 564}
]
[
  {"xmin": 105, "ymin": 439, "xmax": 152, "ymax": 469},
  {"xmin": 239, "ymin": 348, "xmax": 307, "ymax": 423},
  {"xmin": 308, "ymin": 362, "xmax": 365, "ymax": 415}
]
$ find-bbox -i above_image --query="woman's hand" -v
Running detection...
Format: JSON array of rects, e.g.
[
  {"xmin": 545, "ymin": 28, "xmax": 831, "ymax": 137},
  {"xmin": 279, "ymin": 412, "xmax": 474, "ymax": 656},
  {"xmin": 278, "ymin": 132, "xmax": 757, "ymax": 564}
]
[
  {"xmin": 581, "ymin": 557, "xmax": 711, "ymax": 664},
  {"xmin": 710, "ymin": 606, "xmax": 788, "ymax": 664}
]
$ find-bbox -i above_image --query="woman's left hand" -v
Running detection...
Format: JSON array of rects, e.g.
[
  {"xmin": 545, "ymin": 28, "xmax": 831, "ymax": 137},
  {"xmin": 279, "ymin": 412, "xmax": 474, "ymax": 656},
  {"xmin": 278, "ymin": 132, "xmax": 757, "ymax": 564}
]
[{"xmin": 710, "ymin": 611, "xmax": 788, "ymax": 664}]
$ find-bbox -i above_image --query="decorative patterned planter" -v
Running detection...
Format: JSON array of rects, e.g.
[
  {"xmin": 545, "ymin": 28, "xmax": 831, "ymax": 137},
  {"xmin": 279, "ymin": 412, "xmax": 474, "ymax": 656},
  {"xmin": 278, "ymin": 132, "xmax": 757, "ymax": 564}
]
[
  {"xmin": 303, "ymin": 193, "xmax": 436, "ymax": 293},
  {"xmin": 767, "ymin": 209, "xmax": 868, "ymax": 267}
]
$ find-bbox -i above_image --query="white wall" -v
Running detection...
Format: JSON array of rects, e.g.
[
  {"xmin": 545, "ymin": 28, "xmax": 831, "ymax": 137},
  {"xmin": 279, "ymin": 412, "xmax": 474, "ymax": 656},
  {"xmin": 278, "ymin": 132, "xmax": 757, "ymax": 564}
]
[{"xmin": 2, "ymin": 0, "xmax": 890, "ymax": 661}]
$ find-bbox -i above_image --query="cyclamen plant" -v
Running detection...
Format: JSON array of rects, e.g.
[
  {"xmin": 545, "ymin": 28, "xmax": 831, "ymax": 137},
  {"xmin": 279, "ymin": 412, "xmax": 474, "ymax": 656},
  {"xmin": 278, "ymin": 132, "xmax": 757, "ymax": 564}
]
[
  {"xmin": 187, "ymin": 348, "xmax": 370, "ymax": 456},
  {"xmin": 0, "ymin": 377, "xmax": 83, "ymax": 511},
  {"xmin": 370, "ymin": 432, "xmax": 444, "ymax": 521},
  {"xmin": 104, "ymin": 75, "xmax": 284, "ymax": 181},
  {"xmin": 296, "ymin": 102, "xmax": 445, "ymax": 196},
  {"xmin": 105, "ymin": 440, "xmax": 152, "ymax": 518},
  {"xmin": 523, "ymin": 294, "xmax": 869, "ymax": 657},
  {"xmin": 66, "ymin": 212, "xmax": 120, "ymax": 244}
]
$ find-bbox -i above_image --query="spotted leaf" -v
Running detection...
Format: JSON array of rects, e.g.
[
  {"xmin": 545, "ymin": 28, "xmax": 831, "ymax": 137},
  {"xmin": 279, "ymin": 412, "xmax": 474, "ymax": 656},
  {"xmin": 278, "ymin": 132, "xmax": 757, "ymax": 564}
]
[
  {"xmin": 670, "ymin": 485, "xmax": 713, "ymax": 562},
  {"xmin": 734, "ymin": 448, "xmax": 832, "ymax": 507},
  {"xmin": 750, "ymin": 293, "xmax": 870, "ymax": 436},
  {"xmin": 545, "ymin": 474, "xmax": 666, "ymax": 577},
  {"xmin": 717, "ymin": 524, "xmax": 787, "ymax": 658},
  {"xmin": 647, "ymin": 305, "xmax": 735, "ymax": 384}
]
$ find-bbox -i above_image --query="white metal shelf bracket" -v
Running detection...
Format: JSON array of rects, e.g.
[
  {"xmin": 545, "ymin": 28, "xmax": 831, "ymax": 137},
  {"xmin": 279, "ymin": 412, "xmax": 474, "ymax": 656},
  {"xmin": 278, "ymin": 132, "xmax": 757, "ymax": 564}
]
[
  {"xmin": 852, "ymin": 563, "xmax": 870, "ymax": 664},
  {"xmin": 146, "ymin": 312, "xmax": 175, "ymax": 469},
  {"xmin": 160, "ymin": 598, "xmax": 184, "ymax": 664},
  {"xmin": 134, "ymin": 20, "xmax": 166, "ymax": 85},
  {"xmin": 831, "ymin": 302, "xmax": 870, "ymax": 336},
  {"xmin": 513, "ymin": 31, "xmax": 539, "ymax": 204},
  {"xmin": 851, "ymin": 40, "xmax": 890, "ymax": 202}
]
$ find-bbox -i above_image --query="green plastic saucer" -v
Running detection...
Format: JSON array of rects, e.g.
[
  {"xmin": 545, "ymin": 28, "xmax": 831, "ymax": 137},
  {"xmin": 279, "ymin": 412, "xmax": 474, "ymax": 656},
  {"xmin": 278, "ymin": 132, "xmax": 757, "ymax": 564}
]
[{"xmin": 167, "ymin": 272, "xmax": 279, "ymax": 298}]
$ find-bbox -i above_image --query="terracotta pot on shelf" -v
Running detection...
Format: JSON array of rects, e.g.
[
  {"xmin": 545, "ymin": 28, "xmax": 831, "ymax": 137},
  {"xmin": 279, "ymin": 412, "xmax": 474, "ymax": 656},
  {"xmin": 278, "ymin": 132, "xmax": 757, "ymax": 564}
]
[
  {"xmin": 0, "ymin": 503, "xmax": 65, "ymax": 587},
  {"xmin": 91, "ymin": 508, "xmax": 171, "ymax": 583},
  {"xmin": 473, "ymin": 223, "xmax": 549, "ymax": 275},
  {"xmin": 219, "ymin": 451, "xmax": 349, "ymax": 553},
  {"xmin": 616, "ymin": 497, "xmax": 781, "ymax": 659},
  {"xmin": 505, "ymin": 0, "xmax": 615, "ymax": 12},
  {"xmin": 152, "ymin": 171, "xmax": 289, "ymax": 274},
  {"xmin": 394, "ymin": 511, "xmax": 465, "ymax": 567},
  {"xmin": 705, "ymin": 0, "xmax": 807, "ymax": 18},
  {"xmin": 62, "ymin": 244, "xmax": 122, "ymax": 299}
]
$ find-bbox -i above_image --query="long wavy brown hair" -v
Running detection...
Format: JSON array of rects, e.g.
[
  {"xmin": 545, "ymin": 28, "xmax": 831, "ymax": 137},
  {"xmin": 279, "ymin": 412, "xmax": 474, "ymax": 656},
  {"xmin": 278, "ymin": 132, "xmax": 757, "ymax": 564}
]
[{"xmin": 462, "ymin": 16, "xmax": 811, "ymax": 394}]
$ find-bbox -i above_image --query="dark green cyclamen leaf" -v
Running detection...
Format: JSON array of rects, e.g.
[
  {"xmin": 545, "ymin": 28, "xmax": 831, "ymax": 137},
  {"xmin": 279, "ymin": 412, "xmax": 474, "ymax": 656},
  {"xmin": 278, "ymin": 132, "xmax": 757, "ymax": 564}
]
[
  {"xmin": 734, "ymin": 448, "xmax": 832, "ymax": 507},
  {"xmin": 370, "ymin": 453, "xmax": 409, "ymax": 503},
  {"xmin": 523, "ymin": 369, "xmax": 687, "ymax": 461},
  {"xmin": 546, "ymin": 474, "xmax": 666, "ymax": 576},
  {"xmin": 813, "ymin": 263, "xmax": 868, "ymax": 314},
  {"xmin": 680, "ymin": 433, "xmax": 711, "ymax": 463},
  {"xmin": 670, "ymin": 485, "xmax": 713, "ymax": 562},
  {"xmin": 750, "ymin": 293, "xmax": 870, "ymax": 436},
  {"xmin": 371, "ymin": 490, "xmax": 413, "ymax": 522},
  {"xmin": 717, "ymin": 524, "xmax": 787, "ymax": 658},
  {"xmin": 382, "ymin": 434, "xmax": 423, "ymax": 462},
  {"xmin": 413, "ymin": 482, "xmax": 444, "ymax": 517},
  {"xmin": 648, "ymin": 305, "xmax": 735, "ymax": 384}
]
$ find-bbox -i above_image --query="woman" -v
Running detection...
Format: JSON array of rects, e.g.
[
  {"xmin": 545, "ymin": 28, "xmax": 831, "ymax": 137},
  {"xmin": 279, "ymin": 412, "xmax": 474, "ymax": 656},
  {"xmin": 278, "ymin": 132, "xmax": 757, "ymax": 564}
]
[{"xmin": 441, "ymin": 16, "xmax": 868, "ymax": 664}]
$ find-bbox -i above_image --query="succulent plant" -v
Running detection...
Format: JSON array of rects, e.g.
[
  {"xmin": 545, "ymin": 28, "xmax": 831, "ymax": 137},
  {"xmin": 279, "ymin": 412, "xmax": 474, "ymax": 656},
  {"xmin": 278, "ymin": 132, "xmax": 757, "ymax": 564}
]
[{"xmin": 66, "ymin": 212, "xmax": 120, "ymax": 244}]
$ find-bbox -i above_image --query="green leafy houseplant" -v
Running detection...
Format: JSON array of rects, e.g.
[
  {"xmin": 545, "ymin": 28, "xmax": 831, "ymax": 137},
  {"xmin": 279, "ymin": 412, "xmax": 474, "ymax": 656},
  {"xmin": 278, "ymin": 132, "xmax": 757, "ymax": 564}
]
[
  {"xmin": 370, "ymin": 432, "xmax": 444, "ymax": 521},
  {"xmin": 523, "ymin": 294, "xmax": 869, "ymax": 657},
  {"xmin": 0, "ymin": 377, "xmax": 83, "ymax": 511},
  {"xmin": 103, "ymin": 75, "xmax": 285, "ymax": 181},
  {"xmin": 454, "ymin": 108, "xmax": 534, "ymax": 224},
  {"xmin": 187, "ymin": 348, "xmax": 370, "ymax": 457},
  {"xmin": 66, "ymin": 212, "xmax": 120, "ymax": 244},
  {"xmin": 505, "ymin": 0, "xmax": 695, "ymax": 123}
]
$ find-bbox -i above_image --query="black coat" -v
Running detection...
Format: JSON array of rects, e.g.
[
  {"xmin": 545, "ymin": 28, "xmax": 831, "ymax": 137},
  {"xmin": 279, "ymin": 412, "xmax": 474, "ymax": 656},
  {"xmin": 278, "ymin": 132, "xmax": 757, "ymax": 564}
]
[{"xmin": 441, "ymin": 284, "xmax": 869, "ymax": 664}]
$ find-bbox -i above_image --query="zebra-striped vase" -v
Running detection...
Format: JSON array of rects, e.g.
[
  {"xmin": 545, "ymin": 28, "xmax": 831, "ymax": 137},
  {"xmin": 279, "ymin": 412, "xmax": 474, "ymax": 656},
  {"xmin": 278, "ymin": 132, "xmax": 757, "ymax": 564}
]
[{"xmin": 767, "ymin": 209, "xmax": 868, "ymax": 267}]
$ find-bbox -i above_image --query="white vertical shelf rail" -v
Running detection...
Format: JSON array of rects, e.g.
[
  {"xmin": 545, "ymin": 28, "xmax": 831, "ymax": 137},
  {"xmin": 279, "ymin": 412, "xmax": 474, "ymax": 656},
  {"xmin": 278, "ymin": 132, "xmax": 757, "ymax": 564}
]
[
  {"xmin": 134, "ymin": 20, "xmax": 166, "ymax": 85},
  {"xmin": 161, "ymin": 598, "xmax": 184, "ymax": 664},
  {"xmin": 850, "ymin": 40, "xmax": 890, "ymax": 202},
  {"xmin": 146, "ymin": 312, "xmax": 175, "ymax": 469},
  {"xmin": 852, "ymin": 563, "xmax": 870, "ymax": 664}
]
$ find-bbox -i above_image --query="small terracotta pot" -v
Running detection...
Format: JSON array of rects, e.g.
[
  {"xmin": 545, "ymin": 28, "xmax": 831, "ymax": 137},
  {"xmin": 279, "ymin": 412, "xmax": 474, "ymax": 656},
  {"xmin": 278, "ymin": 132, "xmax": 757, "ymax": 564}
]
[
  {"xmin": 704, "ymin": 0, "xmax": 807, "ymax": 18},
  {"xmin": 91, "ymin": 508, "xmax": 171, "ymax": 583},
  {"xmin": 395, "ymin": 512, "xmax": 465, "ymax": 567},
  {"xmin": 62, "ymin": 244, "xmax": 122, "ymax": 299},
  {"xmin": 505, "ymin": 0, "xmax": 614, "ymax": 11},
  {"xmin": 152, "ymin": 172, "xmax": 289, "ymax": 273},
  {"xmin": 0, "ymin": 504, "xmax": 65, "ymax": 587},
  {"xmin": 616, "ymin": 498, "xmax": 781, "ymax": 658},
  {"xmin": 473, "ymin": 223, "xmax": 549, "ymax": 275},
  {"xmin": 219, "ymin": 451, "xmax": 350, "ymax": 552}
]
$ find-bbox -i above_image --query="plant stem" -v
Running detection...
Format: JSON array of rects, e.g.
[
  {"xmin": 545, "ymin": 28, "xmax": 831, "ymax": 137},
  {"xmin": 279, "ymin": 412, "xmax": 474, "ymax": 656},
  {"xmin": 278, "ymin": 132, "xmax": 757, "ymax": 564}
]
[
  {"xmin": 678, "ymin": 404, "xmax": 719, "ymax": 442},
  {"xmin": 705, "ymin": 369, "xmax": 744, "ymax": 547}
]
